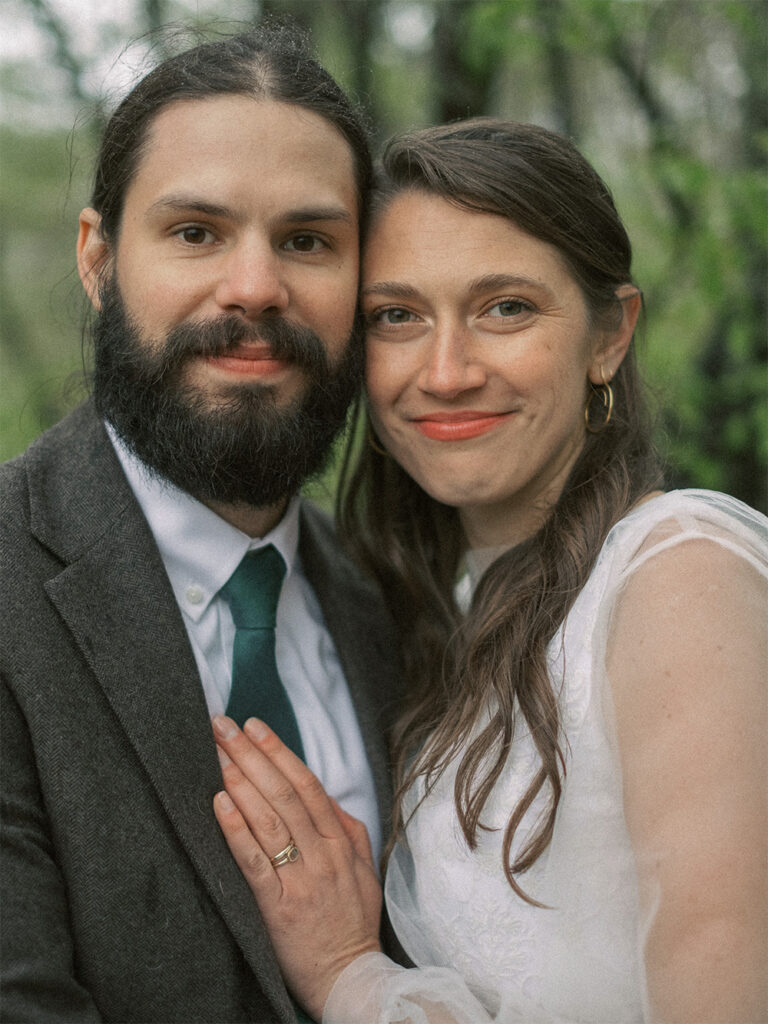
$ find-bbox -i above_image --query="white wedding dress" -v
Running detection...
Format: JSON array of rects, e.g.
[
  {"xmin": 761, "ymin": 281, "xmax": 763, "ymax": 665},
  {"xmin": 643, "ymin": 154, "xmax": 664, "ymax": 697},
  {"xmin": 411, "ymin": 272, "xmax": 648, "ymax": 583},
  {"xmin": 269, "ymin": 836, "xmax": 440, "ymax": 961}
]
[{"xmin": 324, "ymin": 490, "xmax": 768, "ymax": 1024}]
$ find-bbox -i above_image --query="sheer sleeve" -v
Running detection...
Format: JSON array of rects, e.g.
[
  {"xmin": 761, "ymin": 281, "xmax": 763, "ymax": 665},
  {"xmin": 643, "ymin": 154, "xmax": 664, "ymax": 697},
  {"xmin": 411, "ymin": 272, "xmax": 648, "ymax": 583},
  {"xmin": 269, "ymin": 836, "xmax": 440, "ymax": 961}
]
[
  {"xmin": 325, "ymin": 493, "xmax": 768, "ymax": 1024},
  {"xmin": 323, "ymin": 952, "xmax": 567, "ymax": 1023},
  {"xmin": 605, "ymin": 512, "xmax": 768, "ymax": 1022},
  {"xmin": 322, "ymin": 953, "xmax": 494, "ymax": 1024}
]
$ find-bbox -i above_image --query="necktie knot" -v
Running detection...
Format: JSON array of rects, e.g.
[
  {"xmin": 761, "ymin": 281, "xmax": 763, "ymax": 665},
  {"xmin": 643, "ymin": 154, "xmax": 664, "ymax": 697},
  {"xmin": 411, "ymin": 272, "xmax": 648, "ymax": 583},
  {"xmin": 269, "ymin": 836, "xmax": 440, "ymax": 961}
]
[{"xmin": 220, "ymin": 545, "xmax": 286, "ymax": 629}]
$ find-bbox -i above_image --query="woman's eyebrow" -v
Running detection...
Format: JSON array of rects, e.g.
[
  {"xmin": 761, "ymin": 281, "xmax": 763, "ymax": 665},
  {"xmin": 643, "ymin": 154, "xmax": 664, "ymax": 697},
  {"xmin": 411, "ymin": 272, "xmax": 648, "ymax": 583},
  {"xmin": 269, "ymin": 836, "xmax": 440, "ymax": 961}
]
[
  {"xmin": 362, "ymin": 274, "xmax": 551, "ymax": 299},
  {"xmin": 468, "ymin": 273, "xmax": 549, "ymax": 294},
  {"xmin": 361, "ymin": 281, "xmax": 420, "ymax": 299}
]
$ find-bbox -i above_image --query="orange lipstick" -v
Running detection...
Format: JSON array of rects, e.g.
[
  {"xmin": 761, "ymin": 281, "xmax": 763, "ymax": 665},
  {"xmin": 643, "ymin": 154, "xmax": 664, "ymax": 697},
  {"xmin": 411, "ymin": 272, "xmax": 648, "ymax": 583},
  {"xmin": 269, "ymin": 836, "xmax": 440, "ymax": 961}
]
[{"xmin": 413, "ymin": 411, "xmax": 513, "ymax": 441}]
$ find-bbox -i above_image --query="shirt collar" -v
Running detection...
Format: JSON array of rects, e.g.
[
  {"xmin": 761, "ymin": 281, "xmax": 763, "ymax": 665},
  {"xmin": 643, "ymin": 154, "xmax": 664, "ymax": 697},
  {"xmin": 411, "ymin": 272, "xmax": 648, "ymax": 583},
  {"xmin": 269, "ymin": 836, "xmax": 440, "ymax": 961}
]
[{"xmin": 107, "ymin": 423, "xmax": 301, "ymax": 623}]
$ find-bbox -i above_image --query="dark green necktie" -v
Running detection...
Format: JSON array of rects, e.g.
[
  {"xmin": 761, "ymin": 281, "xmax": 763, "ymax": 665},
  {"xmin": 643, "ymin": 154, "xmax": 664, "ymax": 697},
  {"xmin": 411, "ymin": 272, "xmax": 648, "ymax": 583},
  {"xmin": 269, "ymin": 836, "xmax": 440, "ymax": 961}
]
[{"xmin": 220, "ymin": 545, "xmax": 305, "ymax": 759}]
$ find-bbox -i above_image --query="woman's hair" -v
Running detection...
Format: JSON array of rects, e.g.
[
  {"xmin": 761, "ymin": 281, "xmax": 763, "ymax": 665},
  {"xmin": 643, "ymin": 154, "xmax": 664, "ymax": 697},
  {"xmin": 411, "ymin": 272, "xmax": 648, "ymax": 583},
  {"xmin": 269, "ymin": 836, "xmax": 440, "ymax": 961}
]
[
  {"xmin": 337, "ymin": 118, "xmax": 663, "ymax": 903},
  {"xmin": 91, "ymin": 22, "xmax": 372, "ymax": 243}
]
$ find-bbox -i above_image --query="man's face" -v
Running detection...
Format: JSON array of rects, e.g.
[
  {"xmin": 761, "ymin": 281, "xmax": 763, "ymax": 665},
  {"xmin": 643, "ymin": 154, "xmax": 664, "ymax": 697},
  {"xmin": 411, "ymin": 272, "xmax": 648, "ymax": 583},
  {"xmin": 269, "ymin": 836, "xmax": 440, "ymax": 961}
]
[
  {"xmin": 78, "ymin": 95, "xmax": 363, "ymax": 509},
  {"xmin": 100, "ymin": 93, "xmax": 360, "ymax": 407}
]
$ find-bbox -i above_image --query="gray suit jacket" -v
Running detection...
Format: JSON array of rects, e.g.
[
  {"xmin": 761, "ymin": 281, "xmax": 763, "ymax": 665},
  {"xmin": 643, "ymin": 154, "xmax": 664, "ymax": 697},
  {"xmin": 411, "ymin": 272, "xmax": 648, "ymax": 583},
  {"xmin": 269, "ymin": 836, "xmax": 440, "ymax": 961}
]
[{"xmin": 0, "ymin": 402, "xmax": 404, "ymax": 1023}]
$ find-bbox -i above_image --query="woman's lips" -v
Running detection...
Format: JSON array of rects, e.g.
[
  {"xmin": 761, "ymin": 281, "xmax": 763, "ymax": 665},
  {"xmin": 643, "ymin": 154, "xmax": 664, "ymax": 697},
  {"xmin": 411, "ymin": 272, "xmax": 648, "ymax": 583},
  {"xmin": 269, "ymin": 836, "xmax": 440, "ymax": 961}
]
[
  {"xmin": 412, "ymin": 411, "xmax": 513, "ymax": 441},
  {"xmin": 204, "ymin": 344, "xmax": 291, "ymax": 376}
]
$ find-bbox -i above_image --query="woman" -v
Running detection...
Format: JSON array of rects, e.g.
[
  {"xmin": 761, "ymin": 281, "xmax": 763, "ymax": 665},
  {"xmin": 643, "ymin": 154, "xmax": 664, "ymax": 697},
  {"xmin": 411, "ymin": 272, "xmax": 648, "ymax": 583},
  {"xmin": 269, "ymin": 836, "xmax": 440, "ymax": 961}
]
[{"xmin": 212, "ymin": 120, "xmax": 768, "ymax": 1022}]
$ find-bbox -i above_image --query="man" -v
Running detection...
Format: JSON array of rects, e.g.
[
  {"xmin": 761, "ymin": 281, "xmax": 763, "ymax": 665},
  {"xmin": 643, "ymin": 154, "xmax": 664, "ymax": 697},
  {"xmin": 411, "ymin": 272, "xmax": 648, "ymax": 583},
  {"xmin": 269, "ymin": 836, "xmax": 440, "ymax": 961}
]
[{"xmin": 0, "ymin": 25, "xmax": 402, "ymax": 1023}]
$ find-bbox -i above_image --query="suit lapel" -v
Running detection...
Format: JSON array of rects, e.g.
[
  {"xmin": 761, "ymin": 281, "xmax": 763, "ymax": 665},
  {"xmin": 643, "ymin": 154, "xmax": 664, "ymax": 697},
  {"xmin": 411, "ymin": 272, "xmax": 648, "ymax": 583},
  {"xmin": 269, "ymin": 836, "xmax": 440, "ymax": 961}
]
[
  {"xmin": 29, "ymin": 403, "xmax": 293, "ymax": 1020},
  {"xmin": 299, "ymin": 505, "xmax": 403, "ymax": 841}
]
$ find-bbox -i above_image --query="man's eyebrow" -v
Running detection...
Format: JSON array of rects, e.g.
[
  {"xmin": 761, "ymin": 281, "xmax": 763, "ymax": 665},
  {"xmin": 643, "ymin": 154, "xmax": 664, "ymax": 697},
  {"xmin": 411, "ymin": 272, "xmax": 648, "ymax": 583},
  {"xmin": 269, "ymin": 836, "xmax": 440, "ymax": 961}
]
[
  {"xmin": 147, "ymin": 196, "xmax": 236, "ymax": 219},
  {"xmin": 146, "ymin": 196, "xmax": 354, "ymax": 225},
  {"xmin": 282, "ymin": 206, "xmax": 354, "ymax": 224}
]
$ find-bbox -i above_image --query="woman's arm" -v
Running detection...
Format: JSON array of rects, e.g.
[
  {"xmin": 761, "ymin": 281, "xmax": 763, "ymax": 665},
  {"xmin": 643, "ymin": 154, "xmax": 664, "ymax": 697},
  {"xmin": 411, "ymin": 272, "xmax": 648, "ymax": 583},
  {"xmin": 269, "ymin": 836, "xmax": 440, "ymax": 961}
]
[{"xmin": 607, "ymin": 537, "xmax": 767, "ymax": 1023}]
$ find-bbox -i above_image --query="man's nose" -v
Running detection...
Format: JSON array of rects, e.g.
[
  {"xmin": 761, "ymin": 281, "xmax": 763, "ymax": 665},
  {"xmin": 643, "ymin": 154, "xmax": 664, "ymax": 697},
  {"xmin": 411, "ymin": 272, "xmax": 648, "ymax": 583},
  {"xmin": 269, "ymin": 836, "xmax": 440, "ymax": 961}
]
[{"xmin": 214, "ymin": 240, "xmax": 290, "ymax": 318}]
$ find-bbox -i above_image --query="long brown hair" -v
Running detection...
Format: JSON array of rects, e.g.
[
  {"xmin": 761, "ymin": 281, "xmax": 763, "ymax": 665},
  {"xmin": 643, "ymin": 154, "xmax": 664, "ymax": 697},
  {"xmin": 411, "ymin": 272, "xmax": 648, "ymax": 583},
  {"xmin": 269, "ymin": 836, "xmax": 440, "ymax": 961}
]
[{"xmin": 338, "ymin": 119, "xmax": 663, "ymax": 903}]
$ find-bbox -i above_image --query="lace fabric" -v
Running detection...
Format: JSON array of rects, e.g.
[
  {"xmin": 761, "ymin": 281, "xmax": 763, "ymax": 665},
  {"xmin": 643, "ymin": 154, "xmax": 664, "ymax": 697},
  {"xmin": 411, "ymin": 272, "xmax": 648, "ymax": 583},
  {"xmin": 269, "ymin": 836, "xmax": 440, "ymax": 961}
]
[{"xmin": 323, "ymin": 491, "xmax": 768, "ymax": 1024}]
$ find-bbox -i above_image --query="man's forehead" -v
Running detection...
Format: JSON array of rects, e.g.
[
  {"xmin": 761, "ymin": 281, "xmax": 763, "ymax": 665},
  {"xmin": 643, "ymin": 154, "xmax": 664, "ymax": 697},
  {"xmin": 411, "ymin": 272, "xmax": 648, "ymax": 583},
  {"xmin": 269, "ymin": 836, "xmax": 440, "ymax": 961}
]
[
  {"xmin": 141, "ymin": 94, "xmax": 354, "ymax": 167},
  {"xmin": 126, "ymin": 94, "xmax": 359, "ymax": 214}
]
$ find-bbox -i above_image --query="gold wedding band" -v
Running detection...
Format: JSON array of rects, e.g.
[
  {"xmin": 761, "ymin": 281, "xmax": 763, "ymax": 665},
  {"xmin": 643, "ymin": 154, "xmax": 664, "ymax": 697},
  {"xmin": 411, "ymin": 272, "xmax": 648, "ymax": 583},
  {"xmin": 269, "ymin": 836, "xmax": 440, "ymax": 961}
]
[{"xmin": 269, "ymin": 838, "xmax": 300, "ymax": 868}]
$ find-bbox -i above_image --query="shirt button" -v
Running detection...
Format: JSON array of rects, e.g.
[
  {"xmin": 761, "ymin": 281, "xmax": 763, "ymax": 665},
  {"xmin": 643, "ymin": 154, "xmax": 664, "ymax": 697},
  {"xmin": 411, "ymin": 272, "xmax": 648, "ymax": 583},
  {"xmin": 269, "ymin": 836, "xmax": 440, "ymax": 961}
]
[{"xmin": 186, "ymin": 585, "xmax": 204, "ymax": 605}]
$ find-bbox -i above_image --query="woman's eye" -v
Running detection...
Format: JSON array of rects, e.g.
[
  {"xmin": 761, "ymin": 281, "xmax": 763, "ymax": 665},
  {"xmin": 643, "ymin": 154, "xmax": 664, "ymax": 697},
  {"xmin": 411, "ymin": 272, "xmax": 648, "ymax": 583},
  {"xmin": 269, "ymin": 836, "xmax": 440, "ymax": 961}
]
[
  {"xmin": 486, "ymin": 299, "xmax": 533, "ymax": 317},
  {"xmin": 177, "ymin": 226, "xmax": 213, "ymax": 246},
  {"xmin": 285, "ymin": 234, "xmax": 325, "ymax": 253},
  {"xmin": 372, "ymin": 307, "xmax": 415, "ymax": 325}
]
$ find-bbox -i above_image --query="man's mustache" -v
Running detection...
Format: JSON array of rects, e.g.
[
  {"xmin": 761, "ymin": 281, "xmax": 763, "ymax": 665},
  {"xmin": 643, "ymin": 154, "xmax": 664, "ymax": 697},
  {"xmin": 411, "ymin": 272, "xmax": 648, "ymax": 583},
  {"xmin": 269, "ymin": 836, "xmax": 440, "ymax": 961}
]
[{"xmin": 161, "ymin": 315, "xmax": 332, "ymax": 377}]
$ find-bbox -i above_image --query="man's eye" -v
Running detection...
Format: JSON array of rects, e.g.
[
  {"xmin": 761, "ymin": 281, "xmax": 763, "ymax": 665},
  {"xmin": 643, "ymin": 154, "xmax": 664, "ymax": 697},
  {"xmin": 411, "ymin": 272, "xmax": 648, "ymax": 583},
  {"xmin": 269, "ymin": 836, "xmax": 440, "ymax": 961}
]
[
  {"xmin": 285, "ymin": 235, "xmax": 325, "ymax": 253},
  {"xmin": 177, "ymin": 226, "xmax": 213, "ymax": 245}
]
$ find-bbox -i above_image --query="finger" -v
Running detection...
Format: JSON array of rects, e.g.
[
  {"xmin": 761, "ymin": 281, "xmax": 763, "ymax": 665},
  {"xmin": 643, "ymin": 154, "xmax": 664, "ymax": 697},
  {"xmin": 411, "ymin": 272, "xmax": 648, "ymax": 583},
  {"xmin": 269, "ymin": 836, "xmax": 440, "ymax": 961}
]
[
  {"xmin": 213, "ymin": 789, "xmax": 282, "ymax": 899},
  {"xmin": 242, "ymin": 718, "xmax": 347, "ymax": 840},
  {"xmin": 217, "ymin": 745, "xmax": 294, "ymax": 862},
  {"xmin": 213, "ymin": 716, "xmax": 319, "ymax": 844},
  {"xmin": 329, "ymin": 797, "xmax": 375, "ymax": 867}
]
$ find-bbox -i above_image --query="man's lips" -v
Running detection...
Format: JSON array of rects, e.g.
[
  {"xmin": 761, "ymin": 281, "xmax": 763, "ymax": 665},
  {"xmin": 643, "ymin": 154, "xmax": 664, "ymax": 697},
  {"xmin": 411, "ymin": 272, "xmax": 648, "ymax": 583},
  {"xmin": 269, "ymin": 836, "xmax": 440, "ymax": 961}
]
[
  {"xmin": 412, "ymin": 410, "xmax": 514, "ymax": 441},
  {"xmin": 203, "ymin": 344, "xmax": 292, "ymax": 376}
]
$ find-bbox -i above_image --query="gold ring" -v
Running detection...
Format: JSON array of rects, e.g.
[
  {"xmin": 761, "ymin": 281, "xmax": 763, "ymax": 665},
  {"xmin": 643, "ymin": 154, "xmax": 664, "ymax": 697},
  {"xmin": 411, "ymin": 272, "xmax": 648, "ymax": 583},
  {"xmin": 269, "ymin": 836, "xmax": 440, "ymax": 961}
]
[{"xmin": 269, "ymin": 838, "xmax": 300, "ymax": 868}]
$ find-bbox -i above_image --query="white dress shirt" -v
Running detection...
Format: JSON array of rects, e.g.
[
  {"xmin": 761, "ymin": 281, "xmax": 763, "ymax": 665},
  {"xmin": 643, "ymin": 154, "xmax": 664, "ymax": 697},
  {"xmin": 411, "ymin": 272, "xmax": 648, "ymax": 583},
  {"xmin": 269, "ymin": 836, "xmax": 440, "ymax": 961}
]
[{"xmin": 107, "ymin": 426, "xmax": 381, "ymax": 859}]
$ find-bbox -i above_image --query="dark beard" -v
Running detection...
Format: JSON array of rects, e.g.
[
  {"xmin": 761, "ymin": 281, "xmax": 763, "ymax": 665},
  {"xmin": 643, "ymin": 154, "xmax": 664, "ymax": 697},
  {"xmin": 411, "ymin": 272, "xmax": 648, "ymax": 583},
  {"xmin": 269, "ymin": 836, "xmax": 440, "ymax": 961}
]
[{"xmin": 91, "ymin": 277, "xmax": 362, "ymax": 509}]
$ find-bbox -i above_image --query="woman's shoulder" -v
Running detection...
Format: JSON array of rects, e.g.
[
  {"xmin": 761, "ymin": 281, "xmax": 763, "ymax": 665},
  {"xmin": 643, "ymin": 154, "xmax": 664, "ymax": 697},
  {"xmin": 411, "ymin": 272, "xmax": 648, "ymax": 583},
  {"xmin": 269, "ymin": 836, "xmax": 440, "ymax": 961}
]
[
  {"xmin": 601, "ymin": 488, "xmax": 768, "ymax": 582},
  {"xmin": 562, "ymin": 489, "xmax": 767, "ymax": 657}
]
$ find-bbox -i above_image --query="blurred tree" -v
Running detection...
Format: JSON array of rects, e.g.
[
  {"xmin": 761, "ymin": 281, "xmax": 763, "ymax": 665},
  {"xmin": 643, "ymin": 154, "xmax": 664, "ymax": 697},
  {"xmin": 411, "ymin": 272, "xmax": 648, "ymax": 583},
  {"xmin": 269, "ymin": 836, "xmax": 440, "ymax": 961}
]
[
  {"xmin": 680, "ymin": 2, "xmax": 767, "ymax": 507},
  {"xmin": 0, "ymin": 124, "xmax": 92, "ymax": 458},
  {"xmin": 22, "ymin": 0, "xmax": 98, "ymax": 117},
  {"xmin": 432, "ymin": 0, "xmax": 498, "ymax": 120},
  {"xmin": 1, "ymin": 0, "xmax": 765, "ymax": 511},
  {"xmin": 534, "ymin": 0, "xmax": 577, "ymax": 136},
  {"xmin": 144, "ymin": 0, "xmax": 169, "ymax": 35}
]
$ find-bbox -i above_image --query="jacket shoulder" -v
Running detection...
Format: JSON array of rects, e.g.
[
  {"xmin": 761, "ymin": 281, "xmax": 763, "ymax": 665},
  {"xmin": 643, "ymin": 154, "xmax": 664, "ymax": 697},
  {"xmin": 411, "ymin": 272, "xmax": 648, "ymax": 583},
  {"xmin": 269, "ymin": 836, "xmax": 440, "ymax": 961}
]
[
  {"xmin": 1, "ymin": 402, "xmax": 133, "ymax": 564},
  {"xmin": 0, "ymin": 450, "xmax": 30, "ymax": 521}
]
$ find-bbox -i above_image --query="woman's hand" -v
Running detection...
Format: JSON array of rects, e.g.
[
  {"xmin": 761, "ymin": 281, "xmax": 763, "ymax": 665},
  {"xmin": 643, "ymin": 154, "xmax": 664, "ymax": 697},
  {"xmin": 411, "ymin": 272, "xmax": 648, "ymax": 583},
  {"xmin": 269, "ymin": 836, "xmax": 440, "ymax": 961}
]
[{"xmin": 212, "ymin": 715, "xmax": 383, "ymax": 1021}]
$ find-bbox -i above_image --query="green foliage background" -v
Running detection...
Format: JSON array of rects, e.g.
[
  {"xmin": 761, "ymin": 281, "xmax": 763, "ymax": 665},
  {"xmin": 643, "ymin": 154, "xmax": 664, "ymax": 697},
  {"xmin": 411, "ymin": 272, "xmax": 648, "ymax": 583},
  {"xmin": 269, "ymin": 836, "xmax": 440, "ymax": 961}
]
[{"xmin": 1, "ymin": 0, "xmax": 766, "ymax": 511}]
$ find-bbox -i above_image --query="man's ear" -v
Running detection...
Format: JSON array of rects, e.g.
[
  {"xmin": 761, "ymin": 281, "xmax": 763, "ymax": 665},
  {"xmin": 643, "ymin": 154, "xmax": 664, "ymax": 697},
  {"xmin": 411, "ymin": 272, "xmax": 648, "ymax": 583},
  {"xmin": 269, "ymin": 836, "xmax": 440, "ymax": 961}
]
[
  {"xmin": 77, "ymin": 208, "xmax": 111, "ymax": 311},
  {"xmin": 588, "ymin": 284, "xmax": 642, "ymax": 385}
]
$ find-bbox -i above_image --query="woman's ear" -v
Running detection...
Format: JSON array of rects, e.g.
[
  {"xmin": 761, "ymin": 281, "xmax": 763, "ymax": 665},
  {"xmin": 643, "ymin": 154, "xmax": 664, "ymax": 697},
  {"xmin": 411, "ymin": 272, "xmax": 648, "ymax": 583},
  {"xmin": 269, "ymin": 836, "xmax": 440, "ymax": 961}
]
[
  {"xmin": 76, "ymin": 208, "xmax": 111, "ymax": 311},
  {"xmin": 588, "ymin": 284, "xmax": 642, "ymax": 385}
]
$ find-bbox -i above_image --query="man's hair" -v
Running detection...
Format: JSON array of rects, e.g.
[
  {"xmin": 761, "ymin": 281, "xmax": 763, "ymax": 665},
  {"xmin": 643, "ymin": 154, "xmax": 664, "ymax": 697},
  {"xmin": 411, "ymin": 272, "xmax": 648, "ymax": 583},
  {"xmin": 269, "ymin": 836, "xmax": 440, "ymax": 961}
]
[{"xmin": 91, "ymin": 22, "xmax": 372, "ymax": 243}]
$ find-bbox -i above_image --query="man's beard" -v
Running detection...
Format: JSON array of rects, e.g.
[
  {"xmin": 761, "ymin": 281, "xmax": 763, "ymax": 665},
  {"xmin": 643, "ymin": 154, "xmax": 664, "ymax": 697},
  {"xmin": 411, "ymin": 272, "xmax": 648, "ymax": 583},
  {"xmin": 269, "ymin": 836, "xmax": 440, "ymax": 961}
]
[{"xmin": 91, "ymin": 276, "xmax": 363, "ymax": 509}]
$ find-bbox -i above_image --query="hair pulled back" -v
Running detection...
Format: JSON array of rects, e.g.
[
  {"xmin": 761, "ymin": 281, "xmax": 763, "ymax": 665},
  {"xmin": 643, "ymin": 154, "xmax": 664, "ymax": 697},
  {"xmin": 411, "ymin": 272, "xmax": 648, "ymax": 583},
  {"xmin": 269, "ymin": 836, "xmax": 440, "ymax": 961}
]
[
  {"xmin": 338, "ymin": 118, "xmax": 663, "ymax": 902},
  {"xmin": 91, "ymin": 22, "xmax": 372, "ymax": 243}
]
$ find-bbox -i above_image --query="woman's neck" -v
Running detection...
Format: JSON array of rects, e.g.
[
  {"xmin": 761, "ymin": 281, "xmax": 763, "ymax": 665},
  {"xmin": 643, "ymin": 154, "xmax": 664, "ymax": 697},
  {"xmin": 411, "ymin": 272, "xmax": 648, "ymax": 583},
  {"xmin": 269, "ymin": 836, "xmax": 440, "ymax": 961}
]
[{"xmin": 459, "ymin": 497, "xmax": 549, "ymax": 551}]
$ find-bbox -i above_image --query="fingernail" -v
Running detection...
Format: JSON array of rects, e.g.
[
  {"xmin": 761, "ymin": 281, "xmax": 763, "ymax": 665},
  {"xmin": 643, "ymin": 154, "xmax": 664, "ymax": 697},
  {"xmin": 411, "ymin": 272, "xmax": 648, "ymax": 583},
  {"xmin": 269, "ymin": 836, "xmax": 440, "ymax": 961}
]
[
  {"xmin": 216, "ymin": 791, "xmax": 235, "ymax": 812},
  {"xmin": 213, "ymin": 715, "xmax": 237, "ymax": 739},
  {"xmin": 216, "ymin": 745, "xmax": 231, "ymax": 769},
  {"xmin": 244, "ymin": 717, "xmax": 269, "ymax": 741}
]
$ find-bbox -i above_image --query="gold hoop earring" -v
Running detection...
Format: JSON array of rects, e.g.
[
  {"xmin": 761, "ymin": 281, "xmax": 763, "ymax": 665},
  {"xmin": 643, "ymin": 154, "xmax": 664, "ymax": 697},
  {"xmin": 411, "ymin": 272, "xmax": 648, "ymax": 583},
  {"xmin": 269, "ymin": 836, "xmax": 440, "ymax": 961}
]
[
  {"xmin": 367, "ymin": 420, "xmax": 389, "ymax": 457},
  {"xmin": 585, "ymin": 365, "xmax": 614, "ymax": 434}
]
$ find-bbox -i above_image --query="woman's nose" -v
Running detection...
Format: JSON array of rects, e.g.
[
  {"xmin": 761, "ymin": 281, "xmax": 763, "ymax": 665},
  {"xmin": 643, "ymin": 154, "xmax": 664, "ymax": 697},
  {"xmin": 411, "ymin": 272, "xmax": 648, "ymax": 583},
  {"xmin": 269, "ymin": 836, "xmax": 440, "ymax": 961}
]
[{"xmin": 417, "ymin": 325, "xmax": 487, "ymax": 398}]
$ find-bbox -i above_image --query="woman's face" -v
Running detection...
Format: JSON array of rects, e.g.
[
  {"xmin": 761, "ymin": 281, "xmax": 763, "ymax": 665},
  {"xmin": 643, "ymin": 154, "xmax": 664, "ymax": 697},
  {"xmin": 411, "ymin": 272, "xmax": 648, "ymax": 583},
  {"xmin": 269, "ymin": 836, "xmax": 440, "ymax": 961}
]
[{"xmin": 362, "ymin": 191, "xmax": 635, "ymax": 547}]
